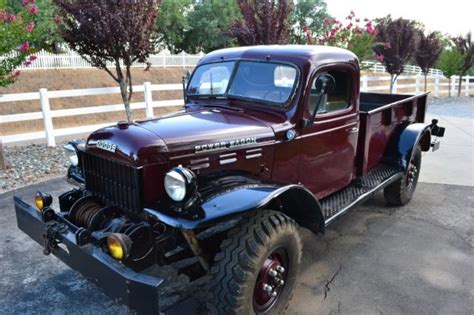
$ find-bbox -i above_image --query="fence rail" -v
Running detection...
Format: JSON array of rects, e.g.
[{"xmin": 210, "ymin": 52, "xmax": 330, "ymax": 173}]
[
  {"xmin": 1, "ymin": 75, "xmax": 472, "ymax": 146},
  {"xmin": 360, "ymin": 61, "xmax": 444, "ymax": 76}
]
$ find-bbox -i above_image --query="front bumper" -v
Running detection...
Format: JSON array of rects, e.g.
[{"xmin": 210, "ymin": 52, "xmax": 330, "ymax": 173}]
[{"xmin": 14, "ymin": 196, "xmax": 162, "ymax": 314}]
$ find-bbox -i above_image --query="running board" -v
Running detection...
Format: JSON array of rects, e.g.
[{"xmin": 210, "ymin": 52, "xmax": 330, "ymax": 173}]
[{"xmin": 321, "ymin": 164, "xmax": 402, "ymax": 225}]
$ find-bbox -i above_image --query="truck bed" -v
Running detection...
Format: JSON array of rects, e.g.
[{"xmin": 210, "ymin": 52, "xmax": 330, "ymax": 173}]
[
  {"xmin": 360, "ymin": 92, "xmax": 421, "ymax": 113},
  {"xmin": 356, "ymin": 92, "xmax": 429, "ymax": 176}
]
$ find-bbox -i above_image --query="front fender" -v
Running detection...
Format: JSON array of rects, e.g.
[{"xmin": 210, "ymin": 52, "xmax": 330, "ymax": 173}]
[
  {"xmin": 398, "ymin": 123, "xmax": 431, "ymax": 170},
  {"xmin": 145, "ymin": 178, "xmax": 324, "ymax": 233}
]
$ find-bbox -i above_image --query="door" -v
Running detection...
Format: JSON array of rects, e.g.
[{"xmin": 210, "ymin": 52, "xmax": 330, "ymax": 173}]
[{"xmin": 298, "ymin": 67, "xmax": 359, "ymax": 199}]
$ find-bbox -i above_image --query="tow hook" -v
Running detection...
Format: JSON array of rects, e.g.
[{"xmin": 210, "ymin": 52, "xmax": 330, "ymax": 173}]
[{"xmin": 43, "ymin": 222, "xmax": 67, "ymax": 255}]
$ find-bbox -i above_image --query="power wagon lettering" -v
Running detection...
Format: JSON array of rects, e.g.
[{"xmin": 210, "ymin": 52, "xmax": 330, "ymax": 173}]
[{"xmin": 195, "ymin": 137, "xmax": 257, "ymax": 153}]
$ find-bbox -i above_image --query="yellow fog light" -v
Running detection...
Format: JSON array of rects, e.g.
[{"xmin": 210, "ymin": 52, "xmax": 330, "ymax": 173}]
[
  {"xmin": 107, "ymin": 233, "xmax": 132, "ymax": 260},
  {"xmin": 35, "ymin": 191, "xmax": 52, "ymax": 212}
]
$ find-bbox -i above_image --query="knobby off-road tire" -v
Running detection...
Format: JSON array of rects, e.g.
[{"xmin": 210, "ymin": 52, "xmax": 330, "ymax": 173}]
[
  {"xmin": 384, "ymin": 144, "xmax": 422, "ymax": 206},
  {"xmin": 207, "ymin": 210, "xmax": 303, "ymax": 315}
]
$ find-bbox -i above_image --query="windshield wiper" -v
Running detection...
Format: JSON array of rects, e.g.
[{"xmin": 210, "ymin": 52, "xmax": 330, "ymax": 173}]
[{"xmin": 200, "ymin": 102, "xmax": 242, "ymax": 112}]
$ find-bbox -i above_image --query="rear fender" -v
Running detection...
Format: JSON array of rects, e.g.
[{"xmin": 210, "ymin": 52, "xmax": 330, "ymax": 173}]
[{"xmin": 398, "ymin": 123, "xmax": 431, "ymax": 170}]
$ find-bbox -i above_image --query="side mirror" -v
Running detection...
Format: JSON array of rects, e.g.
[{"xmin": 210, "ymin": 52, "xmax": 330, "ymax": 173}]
[
  {"xmin": 314, "ymin": 73, "xmax": 335, "ymax": 95},
  {"xmin": 182, "ymin": 70, "xmax": 192, "ymax": 101},
  {"xmin": 183, "ymin": 70, "xmax": 191, "ymax": 83},
  {"xmin": 303, "ymin": 73, "xmax": 336, "ymax": 127}
]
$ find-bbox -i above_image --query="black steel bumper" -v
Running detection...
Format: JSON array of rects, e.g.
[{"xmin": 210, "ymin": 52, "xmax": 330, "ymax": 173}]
[{"xmin": 14, "ymin": 196, "xmax": 163, "ymax": 314}]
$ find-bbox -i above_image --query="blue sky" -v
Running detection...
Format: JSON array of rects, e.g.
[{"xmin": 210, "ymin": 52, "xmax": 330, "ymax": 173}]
[{"xmin": 326, "ymin": 0, "xmax": 473, "ymax": 36}]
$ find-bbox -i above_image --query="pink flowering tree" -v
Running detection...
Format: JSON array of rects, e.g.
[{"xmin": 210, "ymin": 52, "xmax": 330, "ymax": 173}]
[
  {"xmin": 372, "ymin": 16, "xmax": 419, "ymax": 93},
  {"xmin": 0, "ymin": 0, "xmax": 38, "ymax": 86},
  {"xmin": 316, "ymin": 11, "xmax": 376, "ymax": 66}
]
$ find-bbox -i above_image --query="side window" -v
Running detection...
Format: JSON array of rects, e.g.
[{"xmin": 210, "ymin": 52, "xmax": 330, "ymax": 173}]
[{"xmin": 308, "ymin": 70, "xmax": 352, "ymax": 115}]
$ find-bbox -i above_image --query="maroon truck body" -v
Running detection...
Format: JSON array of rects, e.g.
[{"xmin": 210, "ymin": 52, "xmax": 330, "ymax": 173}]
[
  {"xmin": 14, "ymin": 45, "xmax": 443, "ymax": 314},
  {"xmin": 85, "ymin": 46, "xmax": 428, "ymax": 205}
]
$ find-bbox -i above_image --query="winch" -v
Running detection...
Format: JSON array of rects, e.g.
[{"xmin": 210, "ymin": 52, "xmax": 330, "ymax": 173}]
[{"xmin": 68, "ymin": 196, "xmax": 154, "ymax": 262}]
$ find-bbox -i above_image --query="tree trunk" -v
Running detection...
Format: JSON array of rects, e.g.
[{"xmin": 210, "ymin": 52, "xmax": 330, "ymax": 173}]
[
  {"xmin": 119, "ymin": 79, "xmax": 133, "ymax": 122},
  {"xmin": 448, "ymin": 77, "xmax": 451, "ymax": 97},
  {"xmin": 424, "ymin": 74, "xmax": 428, "ymax": 92},
  {"xmin": 458, "ymin": 75, "xmax": 463, "ymax": 97},
  {"xmin": 390, "ymin": 74, "xmax": 395, "ymax": 94},
  {"xmin": 0, "ymin": 139, "xmax": 6, "ymax": 170}
]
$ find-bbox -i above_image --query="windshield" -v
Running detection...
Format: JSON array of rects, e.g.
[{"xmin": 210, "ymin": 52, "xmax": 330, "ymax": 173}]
[{"xmin": 187, "ymin": 61, "xmax": 298, "ymax": 105}]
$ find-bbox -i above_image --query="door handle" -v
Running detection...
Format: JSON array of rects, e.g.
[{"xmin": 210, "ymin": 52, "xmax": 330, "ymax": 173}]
[{"xmin": 348, "ymin": 127, "xmax": 359, "ymax": 133}]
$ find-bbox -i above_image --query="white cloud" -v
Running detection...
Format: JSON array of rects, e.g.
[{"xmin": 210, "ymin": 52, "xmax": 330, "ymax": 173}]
[{"xmin": 326, "ymin": 0, "xmax": 473, "ymax": 36}]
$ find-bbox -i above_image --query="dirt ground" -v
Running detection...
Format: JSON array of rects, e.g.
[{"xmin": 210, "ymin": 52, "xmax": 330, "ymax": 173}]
[{"xmin": 0, "ymin": 68, "xmax": 191, "ymax": 135}]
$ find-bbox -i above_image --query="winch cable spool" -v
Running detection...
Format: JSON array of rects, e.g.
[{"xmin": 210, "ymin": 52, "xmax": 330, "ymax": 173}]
[{"xmin": 69, "ymin": 196, "xmax": 108, "ymax": 229}]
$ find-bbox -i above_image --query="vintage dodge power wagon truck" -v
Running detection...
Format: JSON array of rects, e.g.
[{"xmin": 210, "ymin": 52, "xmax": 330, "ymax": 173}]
[{"xmin": 15, "ymin": 45, "xmax": 445, "ymax": 314}]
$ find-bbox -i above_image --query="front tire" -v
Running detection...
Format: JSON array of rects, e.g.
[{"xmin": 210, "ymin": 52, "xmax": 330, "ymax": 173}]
[
  {"xmin": 208, "ymin": 210, "xmax": 302, "ymax": 314},
  {"xmin": 384, "ymin": 144, "xmax": 422, "ymax": 206}
]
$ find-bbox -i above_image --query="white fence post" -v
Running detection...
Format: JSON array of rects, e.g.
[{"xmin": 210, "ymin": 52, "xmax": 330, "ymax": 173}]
[
  {"xmin": 465, "ymin": 76, "xmax": 470, "ymax": 96},
  {"xmin": 415, "ymin": 75, "xmax": 420, "ymax": 94},
  {"xmin": 434, "ymin": 76, "xmax": 440, "ymax": 97},
  {"xmin": 144, "ymin": 82, "xmax": 154, "ymax": 118},
  {"xmin": 361, "ymin": 75, "xmax": 368, "ymax": 92},
  {"xmin": 39, "ymin": 88, "xmax": 56, "ymax": 147}
]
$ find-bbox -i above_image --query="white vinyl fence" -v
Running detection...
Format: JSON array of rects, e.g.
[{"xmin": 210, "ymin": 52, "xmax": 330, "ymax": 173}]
[
  {"xmin": 3, "ymin": 49, "xmax": 205, "ymax": 70},
  {"xmin": 1, "ymin": 83, "xmax": 183, "ymax": 146},
  {"xmin": 360, "ymin": 61, "xmax": 444, "ymax": 76},
  {"xmin": 1, "ymin": 75, "xmax": 472, "ymax": 146}
]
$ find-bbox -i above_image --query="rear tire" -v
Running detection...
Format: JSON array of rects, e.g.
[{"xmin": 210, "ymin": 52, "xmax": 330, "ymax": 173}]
[
  {"xmin": 384, "ymin": 145, "xmax": 422, "ymax": 206},
  {"xmin": 207, "ymin": 210, "xmax": 302, "ymax": 315}
]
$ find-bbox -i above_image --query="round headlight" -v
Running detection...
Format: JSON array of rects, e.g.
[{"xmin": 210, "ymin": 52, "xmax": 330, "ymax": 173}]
[
  {"xmin": 164, "ymin": 166, "xmax": 196, "ymax": 202},
  {"xmin": 63, "ymin": 143, "xmax": 78, "ymax": 166}
]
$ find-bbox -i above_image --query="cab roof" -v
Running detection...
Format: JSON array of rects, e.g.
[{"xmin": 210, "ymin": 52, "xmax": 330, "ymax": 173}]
[{"xmin": 198, "ymin": 45, "xmax": 359, "ymax": 70}]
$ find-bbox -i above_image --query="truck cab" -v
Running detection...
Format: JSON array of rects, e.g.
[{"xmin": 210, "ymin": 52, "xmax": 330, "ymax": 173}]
[{"xmin": 14, "ymin": 45, "xmax": 444, "ymax": 314}]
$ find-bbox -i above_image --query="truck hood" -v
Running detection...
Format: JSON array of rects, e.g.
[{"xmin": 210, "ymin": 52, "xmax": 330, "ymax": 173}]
[{"xmin": 87, "ymin": 108, "xmax": 275, "ymax": 166}]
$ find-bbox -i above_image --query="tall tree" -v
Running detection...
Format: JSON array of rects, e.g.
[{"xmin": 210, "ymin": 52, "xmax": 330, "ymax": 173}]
[
  {"xmin": 290, "ymin": 0, "xmax": 329, "ymax": 44},
  {"xmin": 156, "ymin": 0, "xmax": 192, "ymax": 54},
  {"xmin": 6, "ymin": 0, "xmax": 62, "ymax": 52},
  {"xmin": 229, "ymin": 0, "xmax": 294, "ymax": 46},
  {"xmin": 414, "ymin": 31, "xmax": 443, "ymax": 92},
  {"xmin": 373, "ymin": 16, "xmax": 419, "ymax": 93},
  {"xmin": 452, "ymin": 32, "xmax": 473, "ymax": 96},
  {"xmin": 186, "ymin": 0, "xmax": 239, "ymax": 53},
  {"xmin": 54, "ymin": 0, "xmax": 160, "ymax": 122},
  {"xmin": 436, "ymin": 48, "xmax": 463, "ymax": 97},
  {"xmin": 0, "ymin": 0, "xmax": 38, "ymax": 86}
]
